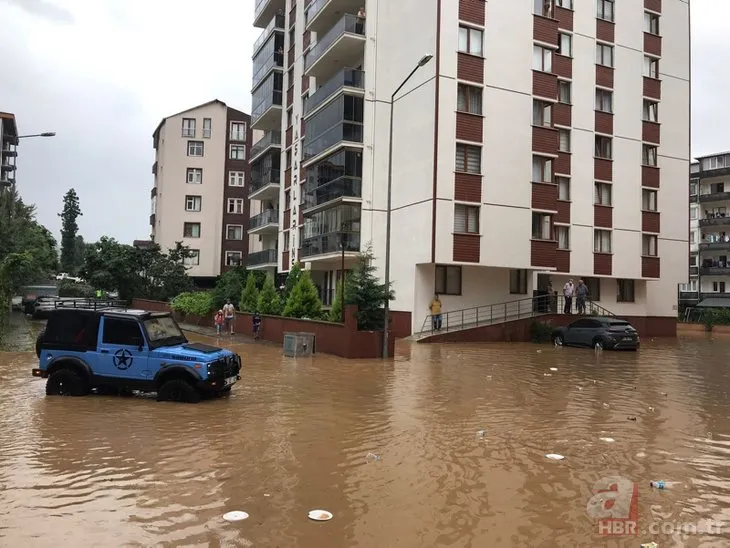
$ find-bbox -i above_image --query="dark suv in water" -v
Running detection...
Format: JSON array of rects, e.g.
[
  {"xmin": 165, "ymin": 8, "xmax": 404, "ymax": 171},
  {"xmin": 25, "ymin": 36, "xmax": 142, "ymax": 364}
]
[{"xmin": 551, "ymin": 317, "xmax": 640, "ymax": 350}]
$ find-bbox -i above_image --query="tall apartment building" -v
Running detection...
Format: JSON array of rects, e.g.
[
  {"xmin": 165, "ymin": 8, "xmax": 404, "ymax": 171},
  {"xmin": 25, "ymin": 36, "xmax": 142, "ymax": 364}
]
[
  {"xmin": 252, "ymin": 0, "xmax": 690, "ymax": 333},
  {"xmin": 151, "ymin": 100, "xmax": 252, "ymax": 283},
  {"xmin": 1, "ymin": 112, "xmax": 18, "ymax": 187}
]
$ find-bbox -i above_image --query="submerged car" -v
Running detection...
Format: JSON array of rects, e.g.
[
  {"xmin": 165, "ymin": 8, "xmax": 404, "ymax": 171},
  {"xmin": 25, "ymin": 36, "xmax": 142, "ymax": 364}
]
[
  {"xmin": 551, "ymin": 317, "xmax": 640, "ymax": 350},
  {"xmin": 33, "ymin": 308, "xmax": 241, "ymax": 403}
]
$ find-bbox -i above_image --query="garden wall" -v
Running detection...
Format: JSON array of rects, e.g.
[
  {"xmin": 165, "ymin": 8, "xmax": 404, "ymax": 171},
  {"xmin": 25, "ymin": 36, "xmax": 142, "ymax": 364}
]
[{"xmin": 131, "ymin": 299, "xmax": 395, "ymax": 359}]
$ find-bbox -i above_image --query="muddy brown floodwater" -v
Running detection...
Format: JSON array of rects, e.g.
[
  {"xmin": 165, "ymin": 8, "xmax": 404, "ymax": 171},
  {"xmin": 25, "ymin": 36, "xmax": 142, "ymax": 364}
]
[{"xmin": 1, "ymin": 331, "xmax": 730, "ymax": 547}]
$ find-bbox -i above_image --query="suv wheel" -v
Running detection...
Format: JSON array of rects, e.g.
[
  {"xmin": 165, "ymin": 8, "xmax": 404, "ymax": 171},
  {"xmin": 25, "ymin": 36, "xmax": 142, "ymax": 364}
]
[
  {"xmin": 46, "ymin": 369, "xmax": 89, "ymax": 397},
  {"xmin": 593, "ymin": 338, "xmax": 605, "ymax": 351},
  {"xmin": 157, "ymin": 379, "xmax": 201, "ymax": 403},
  {"xmin": 35, "ymin": 329, "xmax": 45, "ymax": 358},
  {"xmin": 553, "ymin": 334, "xmax": 564, "ymax": 346}
]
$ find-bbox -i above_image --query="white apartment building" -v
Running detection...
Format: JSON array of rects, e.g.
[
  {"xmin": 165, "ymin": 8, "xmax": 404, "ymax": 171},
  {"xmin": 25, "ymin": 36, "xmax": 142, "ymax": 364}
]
[
  {"xmin": 252, "ymin": 0, "xmax": 690, "ymax": 334},
  {"xmin": 151, "ymin": 100, "xmax": 252, "ymax": 282}
]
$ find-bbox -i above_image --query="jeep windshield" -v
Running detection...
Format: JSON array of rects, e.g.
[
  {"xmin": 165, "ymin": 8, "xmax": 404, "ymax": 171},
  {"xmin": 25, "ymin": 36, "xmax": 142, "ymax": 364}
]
[{"xmin": 143, "ymin": 315, "xmax": 187, "ymax": 348}]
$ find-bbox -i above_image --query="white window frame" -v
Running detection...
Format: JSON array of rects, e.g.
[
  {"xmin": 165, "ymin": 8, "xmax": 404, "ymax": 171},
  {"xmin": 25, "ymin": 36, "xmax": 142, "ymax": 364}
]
[
  {"xmin": 230, "ymin": 144, "xmax": 246, "ymax": 160},
  {"xmin": 595, "ymin": 89, "xmax": 613, "ymax": 113},
  {"xmin": 187, "ymin": 141, "xmax": 204, "ymax": 157},
  {"xmin": 642, "ymin": 189, "xmax": 657, "ymax": 212},
  {"xmin": 228, "ymin": 171, "xmax": 245, "ymax": 187},
  {"xmin": 455, "ymin": 143, "xmax": 481, "ymax": 174},
  {"xmin": 594, "ymin": 182, "xmax": 612, "ymax": 206},
  {"xmin": 690, "ymin": 205, "xmax": 698, "ymax": 220},
  {"xmin": 556, "ymin": 0, "xmax": 572, "ymax": 8},
  {"xmin": 533, "ymin": 45, "xmax": 553, "ymax": 72},
  {"xmin": 532, "ymin": 212, "xmax": 553, "ymax": 241},
  {"xmin": 644, "ymin": 11, "xmax": 660, "ymax": 35},
  {"xmin": 532, "ymin": 156, "xmax": 553, "ymax": 183},
  {"xmin": 183, "ymin": 250, "xmax": 200, "ymax": 266},
  {"xmin": 558, "ymin": 80, "xmax": 572, "ymax": 104},
  {"xmin": 597, "ymin": 0, "xmax": 614, "ymax": 22},
  {"xmin": 558, "ymin": 129, "xmax": 571, "ymax": 152},
  {"xmin": 644, "ymin": 56, "xmax": 659, "ymax": 79},
  {"xmin": 532, "ymin": 99, "xmax": 552, "ymax": 127},
  {"xmin": 594, "ymin": 229, "xmax": 612, "ymax": 253},
  {"xmin": 225, "ymin": 251, "xmax": 243, "ymax": 266},
  {"xmin": 643, "ymin": 100, "xmax": 659, "ymax": 122},
  {"xmin": 458, "ymin": 26, "xmax": 483, "ymax": 56},
  {"xmin": 202, "ymin": 118, "xmax": 212, "ymax": 138},
  {"xmin": 230, "ymin": 121, "xmax": 247, "ymax": 141},
  {"xmin": 643, "ymin": 145, "xmax": 658, "ymax": 167},
  {"xmin": 556, "ymin": 225, "xmax": 570, "ymax": 250},
  {"xmin": 454, "ymin": 204, "xmax": 480, "ymax": 234},
  {"xmin": 557, "ymin": 177, "xmax": 570, "ymax": 201},
  {"xmin": 226, "ymin": 224, "xmax": 244, "ymax": 240},
  {"xmin": 596, "ymin": 43, "xmax": 614, "ymax": 67},
  {"xmin": 183, "ymin": 222, "xmax": 201, "ymax": 238},
  {"xmin": 186, "ymin": 167, "xmax": 203, "ymax": 184},
  {"xmin": 227, "ymin": 198, "xmax": 244, "ymax": 214},
  {"xmin": 534, "ymin": 0, "xmax": 554, "ymax": 18},
  {"xmin": 456, "ymin": 84, "xmax": 483, "ymax": 115},
  {"xmin": 595, "ymin": 135, "xmax": 613, "ymax": 160},
  {"xmin": 185, "ymin": 195, "xmax": 202, "ymax": 212},
  {"xmin": 558, "ymin": 33, "xmax": 572, "ymax": 57},
  {"xmin": 182, "ymin": 118, "xmax": 196, "ymax": 138},
  {"xmin": 642, "ymin": 234, "xmax": 658, "ymax": 257}
]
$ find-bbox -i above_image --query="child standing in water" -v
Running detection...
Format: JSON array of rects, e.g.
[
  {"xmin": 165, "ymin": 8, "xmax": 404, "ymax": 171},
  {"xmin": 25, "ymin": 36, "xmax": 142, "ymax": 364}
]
[{"xmin": 214, "ymin": 310, "xmax": 225, "ymax": 336}]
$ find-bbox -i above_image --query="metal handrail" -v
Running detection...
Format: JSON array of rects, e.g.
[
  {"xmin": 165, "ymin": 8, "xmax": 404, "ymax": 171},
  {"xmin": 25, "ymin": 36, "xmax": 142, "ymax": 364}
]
[{"xmin": 417, "ymin": 294, "xmax": 615, "ymax": 335}]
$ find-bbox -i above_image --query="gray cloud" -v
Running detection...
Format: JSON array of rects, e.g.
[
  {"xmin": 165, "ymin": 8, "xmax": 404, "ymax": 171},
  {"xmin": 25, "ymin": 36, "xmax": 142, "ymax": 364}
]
[{"xmin": 0, "ymin": 0, "xmax": 74, "ymax": 23}]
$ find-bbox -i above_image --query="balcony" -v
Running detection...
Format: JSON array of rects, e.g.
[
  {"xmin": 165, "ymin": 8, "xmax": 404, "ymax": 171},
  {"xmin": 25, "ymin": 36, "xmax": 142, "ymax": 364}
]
[
  {"xmin": 1, "ymin": 161, "xmax": 16, "ymax": 172},
  {"xmin": 249, "ymin": 209, "xmax": 280, "ymax": 235},
  {"xmin": 303, "ymin": 121, "xmax": 363, "ymax": 163},
  {"xmin": 1, "ymin": 147, "xmax": 17, "ymax": 158},
  {"xmin": 303, "ymin": 176, "xmax": 362, "ymax": 213},
  {"xmin": 301, "ymin": 230, "xmax": 360, "ymax": 260},
  {"xmin": 251, "ymin": 73, "xmax": 283, "ymax": 131},
  {"xmin": 699, "ymin": 241, "xmax": 730, "ymax": 252},
  {"xmin": 250, "ymin": 131, "xmax": 282, "ymax": 163},
  {"xmin": 249, "ymin": 169, "xmax": 281, "ymax": 202},
  {"xmin": 247, "ymin": 248, "xmax": 278, "ymax": 269},
  {"xmin": 699, "ymin": 216, "xmax": 730, "ymax": 228},
  {"xmin": 303, "ymin": 68, "xmax": 364, "ymax": 118},
  {"xmin": 252, "ymin": 51, "xmax": 284, "ymax": 90},
  {"xmin": 700, "ymin": 266, "xmax": 730, "ymax": 276},
  {"xmin": 699, "ymin": 191, "xmax": 730, "ymax": 204},
  {"xmin": 304, "ymin": 14, "xmax": 366, "ymax": 81},
  {"xmin": 253, "ymin": 13, "xmax": 285, "ymax": 56},
  {"xmin": 305, "ymin": 0, "xmax": 362, "ymax": 34},
  {"xmin": 254, "ymin": 0, "xmax": 286, "ymax": 29}
]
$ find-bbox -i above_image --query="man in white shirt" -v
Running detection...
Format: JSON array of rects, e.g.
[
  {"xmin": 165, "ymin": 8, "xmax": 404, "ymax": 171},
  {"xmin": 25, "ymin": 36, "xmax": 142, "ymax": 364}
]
[
  {"xmin": 563, "ymin": 279, "xmax": 574, "ymax": 314},
  {"xmin": 222, "ymin": 300, "xmax": 236, "ymax": 335}
]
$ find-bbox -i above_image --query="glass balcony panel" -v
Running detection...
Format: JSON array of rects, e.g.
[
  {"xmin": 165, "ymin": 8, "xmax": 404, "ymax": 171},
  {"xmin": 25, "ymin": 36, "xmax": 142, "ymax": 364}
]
[
  {"xmin": 303, "ymin": 69, "xmax": 364, "ymax": 117},
  {"xmin": 249, "ymin": 209, "xmax": 280, "ymax": 231},
  {"xmin": 247, "ymin": 248, "xmax": 278, "ymax": 266},
  {"xmin": 301, "ymin": 231, "xmax": 360, "ymax": 258},
  {"xmin": 303, "ymin": 176, "xmax": 361, "ymax": 210}
]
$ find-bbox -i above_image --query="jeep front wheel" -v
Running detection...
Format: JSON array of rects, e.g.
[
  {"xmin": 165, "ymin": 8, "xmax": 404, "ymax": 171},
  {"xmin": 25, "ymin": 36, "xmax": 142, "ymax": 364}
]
[
  {"xmin": 157, "ymin": 379, "xmax": 201, "ymax": 404},
  {"xmin": 46, "ymin": 369, "xmax": 89, "ymax": 397}
]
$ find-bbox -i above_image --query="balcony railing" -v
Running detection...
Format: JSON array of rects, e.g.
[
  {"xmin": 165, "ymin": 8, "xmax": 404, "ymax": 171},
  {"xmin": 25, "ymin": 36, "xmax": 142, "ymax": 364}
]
[
  {"xmin": 249, "ymin": 209, "xmax": 280, "ymax": 230},
  {"xmin": 253, "ymin": 13, "xmax": 285, "ymax": 55},
  {"xmin": 252, "ymin": 52, "xmax": 284, "ymax": 89},
  {"xmin": 301, "ymin": 231, "xmax": 360, "ymax": 258},
  {"xmin": 304, "ymin": 0, "xmax": 330, "ymax": 25},
  {"xmin": 303, "ymin": 122, "xmax": 363, "ymax": 160},
  {"xmin": 699, "ymin": 266, "xmax": 730, "ymax": 276},
  {"xmin": 250, "ymin": 169, "xmax": 281, "ymax": 193},
  {"xmin": 304, "ymin": 14, "xmax": 365, "ymax": 72},
  {"xmin": 699, "ymin": 216, "xmax": 730, "ymax": 227},
  {"xmin": 251, "ymin": 87, "xmax": 283, "ymax": 125},
  {"xmin": 303, "ymin": 176, "xmax": 361, "ymax": 210},
  {"xmin": 699, "ymin": 191, "xmax": 730, "ymax": 203},
  {"xmin": 303, "ymin": 68, "xmax": 364, "ymax": 117},
  {"xmin": 250, "ymin": 131, "xmax": 282, "ymax": 160},
  {"xmin": 699, "ymin": 241, "xmax": 730, "ymax": 252},
  {"xmin": 247, "ymin": 248, "xmax": 278, "ymax": 266}
]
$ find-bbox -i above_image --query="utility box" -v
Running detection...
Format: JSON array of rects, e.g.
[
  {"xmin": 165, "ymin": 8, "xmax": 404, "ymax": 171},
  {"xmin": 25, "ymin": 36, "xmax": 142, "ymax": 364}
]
[{"xmin": 283, "ymin": 332, "xmax": 316, "ymax": 357}]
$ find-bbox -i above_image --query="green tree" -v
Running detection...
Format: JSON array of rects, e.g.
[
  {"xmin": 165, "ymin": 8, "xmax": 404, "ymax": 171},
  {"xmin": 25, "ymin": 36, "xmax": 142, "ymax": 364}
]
[
  {"xmin": 73, "ymin": 234, "xmax": 88, "ymax": 273},
  {"xmin": 283, "ymin": 271, "xmax": 322, "ymax": 319},
  {"xmin": 282, "ymin": 261, "xmax": 302, "ymax": 304},
  {"xmin": 345, "ymin": 243, "xmax": 394, "ymax": 330},
  {"xmin": 59, "ymin": 188, "xmax": 82, "ymax": 273},
  {"xmin": 328, "ymin": 278, "xmax": 344, "ymax": 323},
  {"xmin": 257, "ymin": 275, "xmax": 282, "ymax": 315},
  {"xmin": 211, "ymin": 267, "xmax": 248, "ymax": 309},
  {"xmin": 170, "ymin": 291, "xmax": 214, "ymax": 317},
  {"xmin": 239, "ymin": 275, "xmax": 259, "ymax": 312}
]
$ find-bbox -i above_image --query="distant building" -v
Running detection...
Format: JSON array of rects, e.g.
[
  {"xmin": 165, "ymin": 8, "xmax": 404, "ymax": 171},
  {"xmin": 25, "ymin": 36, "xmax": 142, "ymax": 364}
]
[
  {"xmin": 0, "ymin": 112, "xmax": 18, "ymax": 187},
  {"xmin": 151, "ymin": 100, "xmax": 252, "ymax": 283}
]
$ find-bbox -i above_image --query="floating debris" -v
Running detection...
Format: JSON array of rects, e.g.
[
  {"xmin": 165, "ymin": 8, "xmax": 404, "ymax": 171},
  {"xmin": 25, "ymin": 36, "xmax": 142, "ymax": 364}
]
[
  {"xmin": 627, "ymin": 416, "xmax": 637, "ymax": 421},
  {"xmin": 308, "ymin": 509, "xmax": 333, "ymax": 521},
  {"xmin": 550, "ymin": 367, "xmax": 558, "ymax": 372},
  {"xmin": 599, "ymin": 437, "xmax": 616, "ymax": 443},
  {"xmin": 544, "ymin": 373, "xmax": 552, "ymax": 377},
  {"xmin": 545, "ymin": 453, "xmax": 565, "ymax": 460},
  {"xmin": 365, "ymin": 452, "xmax": 381, "ymax": 462},
  {"xmin": 223, "ymin": 511, "xmax": 249, "ymax": 522},
  {"xmin": 603, "ymin": 403, "xmax": 610, "ymax": 408},
  {"xmin": 640, "ymin": 542, "xmax": 658, "ymax": 548},
  {"xmin": 636, "ymin": 451, "xmax": 647, "ymax": 458},
  {"xmin": 476, "ymin": 429, "xmax": 487, "ymax": 438}
]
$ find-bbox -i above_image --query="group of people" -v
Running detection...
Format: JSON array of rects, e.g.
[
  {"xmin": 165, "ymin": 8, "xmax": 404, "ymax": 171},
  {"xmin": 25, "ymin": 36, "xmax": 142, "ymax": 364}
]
[
  {"xmin": 213, "ymin": 300, "xmax": 262, "ymax": 340},
  {"xmin": 560, "ymin": 278, "xmax": 590, "ymax": 315}
]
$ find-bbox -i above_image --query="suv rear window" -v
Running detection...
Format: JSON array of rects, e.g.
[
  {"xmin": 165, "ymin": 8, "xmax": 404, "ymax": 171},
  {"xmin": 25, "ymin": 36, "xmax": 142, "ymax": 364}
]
[
  {"xmin": 608, "ymin": 321, "xmax": 630, "ymax": 327},
  {"xmin": 44, "ymin": 311, "xmax": 98, "ymax": 349}
]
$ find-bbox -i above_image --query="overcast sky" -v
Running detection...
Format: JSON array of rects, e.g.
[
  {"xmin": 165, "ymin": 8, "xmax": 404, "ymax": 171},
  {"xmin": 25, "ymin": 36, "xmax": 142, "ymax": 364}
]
[{"xmin": 0, "ymin": 0, "xmax": 720, "ymax": 244}]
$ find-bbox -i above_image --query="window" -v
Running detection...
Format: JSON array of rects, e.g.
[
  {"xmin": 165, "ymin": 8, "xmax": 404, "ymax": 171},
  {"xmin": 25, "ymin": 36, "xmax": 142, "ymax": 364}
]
[
  {"xmin": 455, "ymin": 144, "xmax": 481, "ymax": 174},
  {"xmin": 642, "ymin": 234, "xmax": 657, "ymax": 256},
  {"xmin": 458, "ymin": 26, "xmax": 483, "ymax": 56},
  {"xmin": 227, "ymin": 198, "xmax": 244, "ymax": 214},
  {"xmin": 597, "ymin": 0, "xmax": 614, "ymax": 22},
  {"xmin": 690, "ymin": 205, "xmax": 698, "ymax": 220},
  {"xmin": 713, "ymin": 281, "xmax": 727, "ymax": 293},
  {"xmin": 689, "ymin": 255, "xmax": 697, "ymax": 267},
  {"xmin": 558, "ymin": 33, "xmax": 572, "ymax": 57},
  {"xmin": 225, "ymin": 251, "xmax": 243, "ymax": 267},
  {"xmin": 185, "ymin": 195, "xmax": 202, "ymax": 212},
  {"xmin": 534, "ymin": 0, "xmax": 553, "ymax": 18},
  {"xmin": 690, "ymin": 182, "xmax": 698, "ymax": 196},
  {"xmin": 594, "ymin": 182, "xmax": 612, "ymax": 206},
  {"xmin": 229, "ymin": 171, "xmax": 245, "ymax": 187},
  {"xmin": 183, "ymin": 250, "xmax": 200, "ymax": 266},
  {"xmin": 182, "ymin": 118, "xmax": 196, "ymax": 138},
  {"xmin": 643, "ymin": 100, "xmax": 658, "ymax": 122},
  {"xmin": 595, "ymin": 136, "xmax": 612, "ymax": 159},
  {"xmin": 202, "ymin": 118, "xmax": 212, "ymax": 138},
  {"xmin": 230, "ymin": 122, "xmax": 247, "ymax": 141},
  {"xmin": 509, "ymin": 270, "xmax": 528, "ymax": 294},
  {"xmin": 584, "ymin": 277, "xmax": 601, "ymax": 301},
  {"xmin": 689, "ymin": 230, "xmax": 696, "ymax": 244},
  {"xmin": 558, "ymin": 80, "xmax": 572, "ymax": 104},
  {"xmin": 594, "ymin": 230, "xmax": 612, "ymax": 253},
  {"xmin": 457, "ymin": 84, "xmax": 483, "ymax": 115},
  {"xmin": 102, "ymin": 318, "xmax": 144, "ymax": 346},
  {"xmin": 532, "ymin": 156, "xmax": 553, "ymax": 183},
  {"xmin": 287, "ymin": 108, "xmax": 293, "ymax": 128},
  {"xmin": 226, "ymin": 224, "xmax": 244, "ymax": 240},
  {"xmin": 701, "ymin": 155, "xmax": 729, "ymax": 170},
  {"xmin": 454, "ymin": 204, "xmax": 479, "ymax": 234},
  {"xmin": 617, "ymin": 280, "xmax": 635, "ymax": 303},
  {"xmin": 186, "ymin": 167, "xmax": 203, "ymax": 184},
  {"xmin": 533, "ymin": 45, "xmax": 552, "ymax": 72},
  {"xmin": 532, "ymin": 99, "xmax": 552, "ymax": 127},
  {"xmin": 556, "ymin": 0, "xmax": 572, "ymax": 7},
  {"xmin": 558, "ymin": 129, "xmax": 571, "ymax": 152},
  {"xmin": 642, "ymin": 145, "xmax": 658, "ymax": 166},
  {"xmin": 183, "ymin": 222, "xmax": 201, "ymax": 238},
  {"xmin": 556, "ymin": 226, "xmax": 570, "ymax": 249},
  {"xmin": 557, "ymin": 177, "xmax": 570, "ymax": 200},
  {"xmin": 595, "ymin": 89, "xmax": 613, "ymax": 113},
  {"xmin": 230, "ymin": 144, "xmax": 246, "ymax": 160},
  {"xmin": 642, "ymin": 189, "xmax": 657, "ymax": 211},
  {"xmin": 644, "ymin": 12, "xmax": 660, "ymax": 34},
  {"xmin": 644, "ymin": 56, "xmax": 659, "ymax": 78},
  {"xmin": 187, "ymin": 141, "xmax": 204, "ymax": 156},
  {"xmin": 435, "ymin": 265, "xmax": 461, "ymax": 295},
  {"xmin": 532, "ymin": 213, "xmax": 552, "ymax": 240},
  {"xmin": 596, "ymin": 44, "xmax": 614, "ymax": 67}
]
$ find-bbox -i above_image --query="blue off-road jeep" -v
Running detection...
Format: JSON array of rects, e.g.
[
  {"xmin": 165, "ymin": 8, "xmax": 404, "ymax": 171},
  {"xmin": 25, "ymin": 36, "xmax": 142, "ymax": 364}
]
[{"xmin": 33, "ymin": 308, "xmax": 241, "ymax": 403}]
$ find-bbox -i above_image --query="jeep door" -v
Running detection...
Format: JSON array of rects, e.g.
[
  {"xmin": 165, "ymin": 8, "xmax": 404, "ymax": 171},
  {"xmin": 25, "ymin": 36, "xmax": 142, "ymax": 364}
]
[{"xmin": 96, "ymin": 317, "xmax": 149, "ymax": 380}]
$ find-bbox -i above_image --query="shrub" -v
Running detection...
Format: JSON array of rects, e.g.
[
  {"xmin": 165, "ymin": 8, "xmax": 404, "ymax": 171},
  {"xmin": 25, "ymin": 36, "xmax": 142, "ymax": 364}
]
[
  {"xmin": 57, "ymin": 279, "xmax": 95, "ymax": 298},
  {"xmin": 170, "ymin": 291, "xmax": 214, "ymax": 317},
  {"xmin": 282, "ymin": 261, "xmax": 302, "ymax": 305},
  {"xmin": 257, "ymin": 276, "xmax": 282, "ymax": 315},
  {"xmin": 282, "ymin": 271, "xmax": 322, "ymax": 319},
  {"xmin": 345, "ymin": 243, "xmax": 393, "ymax": 330},
  {"xmin": 239, "ymin": 275, "xmax": 259, "ymax": 313},
  {"xmin": 328, "ymin": 278, "xmax": 344, "ymax": 323},
  {"xmin": 529, "ymin": 319, "xmax": 553, "ymax": 343},
  {"xmin": 212, "ymin": 267, "xmax": 248, "ymax": 309}
]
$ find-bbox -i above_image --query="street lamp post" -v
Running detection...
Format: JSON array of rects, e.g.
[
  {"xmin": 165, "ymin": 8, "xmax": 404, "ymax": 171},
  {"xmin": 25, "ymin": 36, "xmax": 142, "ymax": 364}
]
[
  {"xmin": 382, "ymin": 54, "xmax": 433, "ymax": 359},
  {"xmin": 1, "ymin": 132, "xmax": 56, "ymax": 188}
]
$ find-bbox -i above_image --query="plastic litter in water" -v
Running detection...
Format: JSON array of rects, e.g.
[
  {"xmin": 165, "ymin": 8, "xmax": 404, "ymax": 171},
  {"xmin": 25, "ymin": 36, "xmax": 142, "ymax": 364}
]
[
  {"xmin": 476, "ymin": 429, "xmax": 487, "ymax": 438},
  {"xmin": 640, "ymin": 543, "xmax": 658, "ymax": 548},
  {"xmin": 603, "ymin": 403, "xmax": 610, "ymax": 408},
  {"xmin": 599, "ymin": 437, "xmax": 616, "ymax": 443},
  {"xmin": 223, "ymin": 511, "xmax": 249, "ymax": 522},
  {"xmin": 365, "ymin": 452, "xmax": 381, "ymax": 462},
  {"xmin": 550, "ymin": 367, "xmax": 558, "ymax": 372},
  {"xmin": 627, "ymin": 416, "xmax": 637, "ymax": 421},
  {"xmin": 308, "ymin": 509, "xmax": 333, "ymax": 521},
  {"xmin": 264, "ymin": 493, "xmax": 271, "ymax": 497},
  {"xmin": 543, "ymin": 373, "xmax": 552, "ymax": 377},
  {"xmin": 545, "ymin": 453, "xmax": 565, "ymax": 460},
  {"xmin": 636, "ymin": 451, "xmax": 647, "ymax": 458}
]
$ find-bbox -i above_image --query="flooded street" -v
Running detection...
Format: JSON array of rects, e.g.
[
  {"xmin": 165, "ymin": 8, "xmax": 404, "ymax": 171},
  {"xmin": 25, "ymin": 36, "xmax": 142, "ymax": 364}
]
[{"xmin": 1, "ymin": 331, "xmax": 730, "ymax": 547}]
